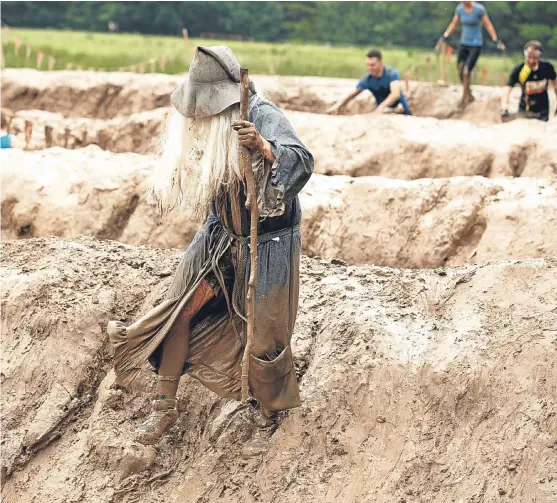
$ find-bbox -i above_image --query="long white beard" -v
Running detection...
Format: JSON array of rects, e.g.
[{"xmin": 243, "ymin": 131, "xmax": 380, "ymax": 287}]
[{"xmin": 147, "ymin": 105, "xmax": 241, "ymax": 220}]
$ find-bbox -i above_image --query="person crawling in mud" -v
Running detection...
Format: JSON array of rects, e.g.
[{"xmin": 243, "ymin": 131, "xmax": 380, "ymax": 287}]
[
  {"xmin": 436, "ymin": 1, "xmax": 505, "ymax": 108},
  {"xmin": 501, "ymin": 40, "xmax": 557, "ymax": 122},
  {"xmin": 107, "ymin": 45, "xmax": 314, "ymax": 446},
  {"xmin": 327, "ymin": 49, "xmax": 412, "ymax": 116}
]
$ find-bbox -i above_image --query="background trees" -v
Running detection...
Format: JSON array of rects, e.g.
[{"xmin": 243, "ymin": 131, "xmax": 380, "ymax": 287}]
[{"xmin": 2, "ymin": 1, "xmax": 556, "ymax": 56}]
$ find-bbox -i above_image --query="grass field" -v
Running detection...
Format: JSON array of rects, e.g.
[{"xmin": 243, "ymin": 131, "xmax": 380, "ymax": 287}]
[{"xmin": 1, "ymin": 28, "xmax": 523, "ymax": 85}]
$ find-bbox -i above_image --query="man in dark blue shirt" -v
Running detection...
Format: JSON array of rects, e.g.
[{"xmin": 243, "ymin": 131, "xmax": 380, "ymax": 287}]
[{"xmin": 328, "ymin": 49, "xmax": 412, "ymax": 115}]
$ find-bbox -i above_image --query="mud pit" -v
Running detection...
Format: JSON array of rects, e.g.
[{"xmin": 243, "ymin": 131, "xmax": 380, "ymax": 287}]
[
  {"xmin": 2, "ymin": 68, "xmax": 557, "ymax": 503},
  {"xmin": 6, "ymin": 107, "xmax": 557, "ymax": 179},
  {"xmin": 2, "ymin": 236, "xmax": 556, "ymax": 503},
  {"xmin": 3, "ymin": 147, "xmax": 557, "ymax": 268},
  {"xmin": 2, "ymin": 68, "xmax": 526, "ymax": 121}
]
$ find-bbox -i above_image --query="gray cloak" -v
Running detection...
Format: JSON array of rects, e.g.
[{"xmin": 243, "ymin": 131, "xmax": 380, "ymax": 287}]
[{"xmin": 109, "ymin": 95, "xmax": 314, "ymax": 411}]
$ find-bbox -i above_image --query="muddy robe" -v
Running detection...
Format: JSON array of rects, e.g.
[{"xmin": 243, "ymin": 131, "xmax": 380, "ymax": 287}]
[{"xmin": 109, "ymin": 95, "xmax": 314, "ymax": 411}]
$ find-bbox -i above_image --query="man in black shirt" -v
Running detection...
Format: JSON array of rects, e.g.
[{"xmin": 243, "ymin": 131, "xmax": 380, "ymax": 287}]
[{"xmin": 501, "ymin": 40, "xmax": 557, "ymax": 122}]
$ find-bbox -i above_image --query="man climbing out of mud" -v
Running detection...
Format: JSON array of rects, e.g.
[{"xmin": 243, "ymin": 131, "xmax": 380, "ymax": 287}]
[
  {"xmin": 436, "ymin": 1, "xmax": 505, "ymax": 108},
  {"xmin": 107, "ymin": 45, "xmax": 313, "ymax": 447},
  {"xmin": 501, "ymin": 40, "xmax": 557, "ymax": 122},
  {"xmin": 327, "ymin": 49, "xmax": 412, "ymax": 116}
]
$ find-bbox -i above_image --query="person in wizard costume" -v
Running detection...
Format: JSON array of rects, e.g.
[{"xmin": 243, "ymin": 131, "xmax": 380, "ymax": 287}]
[{"xmin": 107, "ymin": 46, "xmax": 314, "ymax": 446}]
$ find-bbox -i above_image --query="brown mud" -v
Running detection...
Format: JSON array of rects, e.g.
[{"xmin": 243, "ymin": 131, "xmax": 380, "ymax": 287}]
[
  {"xmin": 1, "ymin": 236, "xmax": 556, "ymax": 503},
  {"xmin": 2, "ymin": 69, "xmax": 525, "ymax": 121},
  {"xmin": 2, "ymin": 69, "xmax": 557, "ymax": 503},
  {"xmin": 5, "ymin": 107, "xmax": 556, "ymax": 179},
  {"xmin": 2, "ymin": 148, "xmax": 556, "ymax": 268}
]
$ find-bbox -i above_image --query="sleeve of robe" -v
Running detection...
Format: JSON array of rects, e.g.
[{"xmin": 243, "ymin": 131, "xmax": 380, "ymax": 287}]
[{"xmin": 249, "ymin": 96, "xmax": 314, "ymax": 218}]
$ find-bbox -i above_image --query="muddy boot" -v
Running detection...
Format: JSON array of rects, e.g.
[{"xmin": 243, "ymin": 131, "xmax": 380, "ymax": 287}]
[
  {"xmin": 136, "ymin": 397, "xmax": 178, "ymax": 446},
  {"xmin": 241, "ymin": 406, "xmax": 278, "ymax": 459}
]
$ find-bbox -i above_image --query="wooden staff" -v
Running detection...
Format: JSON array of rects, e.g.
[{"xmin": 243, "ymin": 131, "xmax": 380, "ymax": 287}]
[
  {"xmin": 239, "ymin": 68, "xmax": 258, "ymax": 403},
  {"xmin": 97, "ymin": 129, "xmax": 108, "ymax": 149},
  {"xmin": 63, "ymin": 127, "xmax": 71, "ymax": 148},
  {"xmin": 439, "ymin": 42, "xmax": 447, "ymax": 84},
  {"xmin": 44, "ymin": 125, "xmax": 53, "ymax": 147},
  {"xmin": 14, "ymin": 37, "xmax": 22, "ymax": 55},
  {"xmin": 182, "ymin": 28, "xmax": 189, "ymax": 57},
  {"xmin": 24, "ymin": 120, "xmax": 33, "ymax": 149}
]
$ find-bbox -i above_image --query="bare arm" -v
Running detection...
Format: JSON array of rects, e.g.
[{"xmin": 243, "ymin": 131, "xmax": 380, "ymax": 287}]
[
  {"xmin": 435, "ymin": 14, "xmax": 459, "ymax": 51},
  {"xmin": 482, "ymin": 14, "xmax": 498, "ymax": 42},
  {"xmin": 443, "ymin": 14, "xmax": 460, "ymax": 38},
  {"xmin": 375, "ymin": 81, "xmax": 402, "ymax": 112},
  {"xmin": 328, "ymin": 89, "xmax": 362, "ymax": 114},
  {"xmin": 500, "ymin": 85, "xmax": 513, "ymax": 111},
  {"xmin": 550, "ymin": 79, "xmax": 557, "ymax": 115}
]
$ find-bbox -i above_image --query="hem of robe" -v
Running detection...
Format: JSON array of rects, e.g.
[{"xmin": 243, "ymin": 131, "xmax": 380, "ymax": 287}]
[{"xmin": 108, "ymin": 219, "xmax": 303, "ymax": 411}]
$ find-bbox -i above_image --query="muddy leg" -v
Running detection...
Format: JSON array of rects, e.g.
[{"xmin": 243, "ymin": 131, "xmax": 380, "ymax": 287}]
[
  {"xmin": 158, "ymin": 279, "xmax": 215, "ymax": 392},
  {"xmin": 457, "ymin": 62, "xmax": 467, "ymax": 106},
  {"xmin": 136, "ymin": 280, "xmax": 214, "ymax": 445}
]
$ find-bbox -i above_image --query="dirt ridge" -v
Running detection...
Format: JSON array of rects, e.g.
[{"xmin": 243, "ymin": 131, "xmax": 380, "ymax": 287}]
[{"xmin": 1, "ymin": 236, "xmax": 556, "ymax": 502}]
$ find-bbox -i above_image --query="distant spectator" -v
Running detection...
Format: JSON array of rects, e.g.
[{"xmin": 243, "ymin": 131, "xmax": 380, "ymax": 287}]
[
  {"xmin": 328, "ymin": 49, "xmax": 412, "ymax": 116},
  {"xmin": 108, "ymin": 20, "xmax": 119, "ymax": 33},
  {"xmin": 501, "ymin": 41, "xmax": 557, "ymax": 122}
]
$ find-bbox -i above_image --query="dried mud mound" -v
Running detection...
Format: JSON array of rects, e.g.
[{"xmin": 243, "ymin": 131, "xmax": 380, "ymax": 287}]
[
  {"xmin": 2, "ymin": 69, "xmax": 524, "ymax": 121},
  {"xmin": 2, "ymin": 236, "xmax": 556, "ymax": 503},
  {"xmin": 0, "ymin": 147, "xmax": 198, "ymax": 249},
  {"xmin": 6, "ymin": 108, "xmax": 557, "ymax": 179},
  {"xmin": 1, "ymin": 69, "xmax": 181, "ymax": 118},
  {"xmin": 303, "ymin": 174, "xmax": 557, "ymax": 267},
  {"xmin": 291, "ymin": 111, "xmax": 557, "ymax": 179},
  {"xmin": 3, "ymin": 148, "xmax": 557, "ymax": 268}
]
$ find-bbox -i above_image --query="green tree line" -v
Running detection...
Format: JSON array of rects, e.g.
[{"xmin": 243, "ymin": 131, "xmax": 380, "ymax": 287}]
[{"xmin": 2, "ymin": 1, "xmax": 556, "ymax": 56}]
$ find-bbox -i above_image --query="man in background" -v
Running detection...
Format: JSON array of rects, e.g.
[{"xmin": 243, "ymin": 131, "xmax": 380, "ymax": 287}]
[
  {"xmin": 328, "ymin": 49, "xmax": 412, "ymax": 116},
  {"xmin": 501, "ymin": 40, "xmax": 556, "ymax": 122}
]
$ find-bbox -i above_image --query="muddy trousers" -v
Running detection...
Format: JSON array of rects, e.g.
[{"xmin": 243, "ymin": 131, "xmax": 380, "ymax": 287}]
[{"xmin": 156, "ymin": 279, "xmax": 215, "ymax": 399}]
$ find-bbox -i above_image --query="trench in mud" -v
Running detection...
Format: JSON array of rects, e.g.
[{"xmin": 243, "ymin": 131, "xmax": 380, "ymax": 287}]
[{"xmin": 2, "ymin": 71, "xmax": 557, "ymax": 503}]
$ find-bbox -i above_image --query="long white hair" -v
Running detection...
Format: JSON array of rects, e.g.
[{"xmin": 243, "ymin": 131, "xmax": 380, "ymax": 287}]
[{"xmin": 147, "ymin": 105, "xmax": 241, "ymax": 220}]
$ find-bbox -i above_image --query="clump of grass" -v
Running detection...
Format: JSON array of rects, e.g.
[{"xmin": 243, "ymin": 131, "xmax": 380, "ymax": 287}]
[{"xmin": 1, "ymin": 27, "xmax": 520, "ymax": 85}]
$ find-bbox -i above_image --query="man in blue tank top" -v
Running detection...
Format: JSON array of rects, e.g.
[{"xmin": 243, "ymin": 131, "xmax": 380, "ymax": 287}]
[
  {"xmin": 328, "ymin": 49, "xmax": 412, "ymax": 116},
  {"xmin": 436, "ymin": 1, "xmax": 505, "ymax": 107}
]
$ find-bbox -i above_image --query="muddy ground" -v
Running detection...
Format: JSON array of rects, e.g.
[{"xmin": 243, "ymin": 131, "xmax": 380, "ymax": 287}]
[
  {"xmin": 1, "ymin": 68, "xmax": 526, "ymax": 121},
  {"xmin": 5, "ymin": 108, "xmax": 557, "ymax": 179},
  {"xmin": 1, "ymin": 68, "xmax": 557, "ymax": 503},
  {"xmin": 2, "ymin": 236, "xmax": 556, "ymax": 503},
  {"xmin": 2, "ymin": 147, "xmax": 557, "ymax": 268}
]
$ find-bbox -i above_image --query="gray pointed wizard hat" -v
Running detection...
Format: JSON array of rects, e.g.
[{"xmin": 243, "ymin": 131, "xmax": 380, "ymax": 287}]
[{"xmin": 171, "ymin": 45, "xmax": 256, "ymax": 119}]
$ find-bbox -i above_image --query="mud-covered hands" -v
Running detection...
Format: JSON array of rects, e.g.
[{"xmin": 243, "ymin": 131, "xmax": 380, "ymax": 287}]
[{"xmin": 232, "ymin": 120, "xmax": 276, "ymax": 161}]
